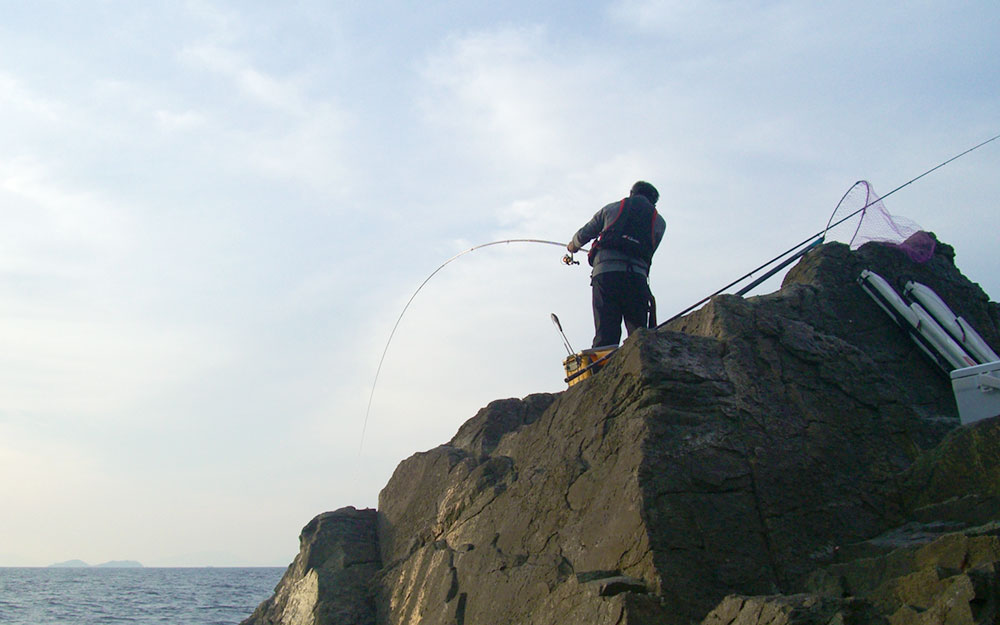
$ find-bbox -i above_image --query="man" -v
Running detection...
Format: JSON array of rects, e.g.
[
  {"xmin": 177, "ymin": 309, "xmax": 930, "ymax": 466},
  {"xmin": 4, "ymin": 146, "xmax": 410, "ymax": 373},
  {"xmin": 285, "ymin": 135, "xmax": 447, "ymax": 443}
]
[{"xmin": 567, "ymin": 181, "xmax": 666, "ymax": 347}]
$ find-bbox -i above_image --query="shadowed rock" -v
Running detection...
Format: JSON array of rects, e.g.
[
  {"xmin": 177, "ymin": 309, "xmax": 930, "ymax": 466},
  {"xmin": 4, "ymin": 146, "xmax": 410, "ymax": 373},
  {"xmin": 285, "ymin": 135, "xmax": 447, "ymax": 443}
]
[
  {"xmin": 702, "ymin": 594, "xmax": 887, "ymax": 625},
  {"xmin": 241, "ymin": 507, "xmax": 379, "ymax": 625}
]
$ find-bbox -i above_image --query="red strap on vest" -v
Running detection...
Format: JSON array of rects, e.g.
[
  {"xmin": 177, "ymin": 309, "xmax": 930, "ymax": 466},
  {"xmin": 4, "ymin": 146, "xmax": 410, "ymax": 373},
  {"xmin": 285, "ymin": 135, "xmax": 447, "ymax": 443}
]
[{"xmin": 604, "ymin": 198, "xmax": 626, "ymax": 231}]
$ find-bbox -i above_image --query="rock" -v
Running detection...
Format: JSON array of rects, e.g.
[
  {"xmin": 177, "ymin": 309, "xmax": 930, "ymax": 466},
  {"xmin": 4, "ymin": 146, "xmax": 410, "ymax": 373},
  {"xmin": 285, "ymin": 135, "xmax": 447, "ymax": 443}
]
[
  {"xmin": 450, "ymin": 394, "xmax": 557, "ymax": 457},
  {"xmin": 802, "ymin": 527, "xmax": 1000, "ymax": 625},
  {"xmin": 248, "ymin": 237, "xmax": 1000, "ymax": 624},
  {"xmin": 241, "ymin": 507, "xmax": 379, "ymax": 625},
  {"xmin": 374, "ymin": 377, "xmax": 666, "ymax": 624},
  {"xmin": 901, "ymin": 417, "xmax": 1000, "ymax": 526},
  {"xmin": 528, "ymin": 579, "xmax": 666, "ymax": 625},
  {"xmin": 369, "ymin": 239, "xmax": 989, "ymax": 624},
  {"xmin": 701, "ymin": 594, "xmax": 886, "ymax": 625},
  {"xmin": 797, "ymin": 416, "xmax": 1000, "ymax": 624},
  {"xmin": 589, "ymin": 575, "xmax": 649, "ymax": 597}
]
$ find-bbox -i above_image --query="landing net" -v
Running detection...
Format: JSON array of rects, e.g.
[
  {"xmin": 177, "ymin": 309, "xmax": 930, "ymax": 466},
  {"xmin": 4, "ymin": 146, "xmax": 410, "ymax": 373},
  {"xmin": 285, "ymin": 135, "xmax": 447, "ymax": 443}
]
[{"xmin": 826, "ymin": 180, "xmax": 935, "ymax": 263}]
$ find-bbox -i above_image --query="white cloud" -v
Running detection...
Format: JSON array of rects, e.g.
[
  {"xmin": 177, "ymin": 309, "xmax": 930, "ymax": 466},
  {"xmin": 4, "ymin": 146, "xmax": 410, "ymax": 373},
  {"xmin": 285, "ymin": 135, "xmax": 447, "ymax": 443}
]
[
  {"xmin": 181, "ymin": 43, "xmax": 308, "ymax": 114},
  {"xmin": 611, "ymin": 0, "xmax": 752, "ymax": 35},
  {"xmin": 182, "ymin": 0, "xmax": 240, "ymax": 44},
  {"xmin": 0, "ymin": 424, "xmax": 112, "ymax": 565},
  {"xmin": 609, "ymin": 0, "xmax": 814, "ymax": 48},
  {"xmin": 0, "ymin": 158, "xmax": 132, "ymax": 279},
  {"xmin": 242, "ymin": 106, "xmax": 352, "ymax": 194},
  {"xmin": 0, "ymin": 420, "xmax": 303, "ymax": 566},
  {"xmin": 0, "ymin": 72, "xmax": 65, "ymax": 122},
  {"xmin": 155, "ymin": 108, "xmax": 207, "ymax": 130},
  {"xmin": 0, "ymin": 315, "xmax": 232, "ymax": 423},
  {"xmin": 0, "ymin": 161, "xmax": 245, "ymax": 426},
  {"xmin": 177, "ymin": 42, "xmax": 354, "ymax": 195},
  {"xmin": 418, "ymin": 26, "xmax": 610, "ymax": 177}
]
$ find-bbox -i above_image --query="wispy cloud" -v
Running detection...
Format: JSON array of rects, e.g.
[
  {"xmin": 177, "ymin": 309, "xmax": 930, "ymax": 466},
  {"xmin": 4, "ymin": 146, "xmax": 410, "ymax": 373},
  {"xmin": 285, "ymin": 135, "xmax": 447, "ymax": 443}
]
[
  {"xmin": 178, "ymin": 42, "xmax": 354, "ymax": 195},
  {"xmin": 181, "ymin": 43, "xmax": 309, "ymax": 114},
  {"xmin": 418, "ymin": 26, "xmax": 606, "ymax": 177},
  {"xmin": 0, "ymin": 158, "xmax": 131, "ymax": 277},
  {"xmin": 155, "ymin": 108, "xmax": 208, "ymax": 131},
  {"xmin": 0, "ymin": 72, "xmax": 66, "ymax": 122},
  {"xmin": 608, "ymin": 0, "xmax": 815, "ymax": 48}
]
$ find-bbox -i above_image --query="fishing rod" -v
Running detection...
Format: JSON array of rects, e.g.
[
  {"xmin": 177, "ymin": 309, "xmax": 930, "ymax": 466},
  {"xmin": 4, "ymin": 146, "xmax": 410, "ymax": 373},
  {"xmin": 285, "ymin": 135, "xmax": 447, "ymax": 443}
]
[
  {"xmin": 359, "ymin": 238, "xmax": 578, "ymax": 451},
  {"xmin": 659, "ymin": 132, "xmax": 1000, "ymax": 327},
  {"xmin": 360, "ymin": 132, "xmax": 999, "ymax": 447}
]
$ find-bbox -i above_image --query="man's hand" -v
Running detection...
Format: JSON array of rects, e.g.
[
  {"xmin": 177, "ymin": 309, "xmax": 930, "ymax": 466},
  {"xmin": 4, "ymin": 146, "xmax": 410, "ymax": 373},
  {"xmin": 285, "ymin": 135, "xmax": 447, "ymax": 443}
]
[{"xmin": 567, "ymin": 241, "xmax": 580, "ymax": 253}]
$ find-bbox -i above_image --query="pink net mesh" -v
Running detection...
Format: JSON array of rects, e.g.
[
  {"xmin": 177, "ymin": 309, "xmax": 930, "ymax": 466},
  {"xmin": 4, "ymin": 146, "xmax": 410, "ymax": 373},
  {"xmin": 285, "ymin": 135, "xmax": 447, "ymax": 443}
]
[{"xmin": 827, "ymin": 180, "xmax": 935, "ymax": 263}]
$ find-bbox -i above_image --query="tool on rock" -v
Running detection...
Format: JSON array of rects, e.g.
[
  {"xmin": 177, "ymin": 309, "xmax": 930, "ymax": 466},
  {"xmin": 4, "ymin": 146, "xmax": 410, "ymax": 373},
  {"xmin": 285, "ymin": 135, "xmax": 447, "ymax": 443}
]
[{"xmin": 551, "ymin": 313, "xmax": 575, "ymax": 357}]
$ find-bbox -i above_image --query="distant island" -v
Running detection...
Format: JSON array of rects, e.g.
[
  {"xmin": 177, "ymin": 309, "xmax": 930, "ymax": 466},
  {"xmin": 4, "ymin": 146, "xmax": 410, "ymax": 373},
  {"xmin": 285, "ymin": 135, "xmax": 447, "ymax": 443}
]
[{"xmin": 48, "ymin": 560, "xmax": 143, "ymax": 568}]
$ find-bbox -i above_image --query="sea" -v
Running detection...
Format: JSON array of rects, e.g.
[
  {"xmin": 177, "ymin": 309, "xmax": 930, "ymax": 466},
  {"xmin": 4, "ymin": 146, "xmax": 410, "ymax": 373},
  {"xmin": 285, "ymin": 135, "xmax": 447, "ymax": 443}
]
[{"xmin": 0, "ymin": 567, "xmax": 285, "ymax": 625}]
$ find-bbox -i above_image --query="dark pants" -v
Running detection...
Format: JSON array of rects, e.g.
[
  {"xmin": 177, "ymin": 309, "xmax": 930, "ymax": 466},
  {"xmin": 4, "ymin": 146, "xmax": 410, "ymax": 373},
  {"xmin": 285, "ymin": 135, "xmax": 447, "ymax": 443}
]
[{"xmin": 591, "ymin": 271, "xmax": 651, "ymax": 347}]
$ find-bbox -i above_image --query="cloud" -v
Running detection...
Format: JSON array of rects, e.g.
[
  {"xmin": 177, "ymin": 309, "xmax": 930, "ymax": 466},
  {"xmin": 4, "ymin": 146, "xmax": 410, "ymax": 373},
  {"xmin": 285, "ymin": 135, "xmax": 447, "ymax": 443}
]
[
  {"xmin": 418, "ymin": 26, "xmax": 612, "ymax": 179},
  {"xmin": 0, "ymin": 423, "xmax": 111, "ymax": 565},
  {"xmin": 181, "ymin": 43, "xmax": 308, "ymax": 114},
  {"xmin": 0, "ymin": 158, "xmax": 132, "ymax": 279},
  {"xmin": 0, "ymin": 160, "xmax": 244, "ymax": 427},
  {"xmin": 155, "ymin": 108, "xmax": 207, "ymax": 130},
  {"xmin": 182, "ymin": 0, "xmax": 240, "ymax": 43},
  {"xmin": 0, "ymin": 315, "xmax": 232, "ymax": 424},
  {"xmin": 608, "ymin": 0, "xmax": 821, "ymax": 52},
  {"xmin": 0, "ymin": 72, "xmax": 66, "ymax": 122},
  {"xmin": 412, "ymin": 24, "xmax": 691, "ymax": 253},
  {"xmin": 610, "ymin": 0, "xmax": 758, "ymax": 37},
  {"xmin": 177, "ymin": 42, "xmax": 354, "ymax": 195},
  {"xmin": 0, "ymin": 420, "xmax": 302, "ymax": 566}
]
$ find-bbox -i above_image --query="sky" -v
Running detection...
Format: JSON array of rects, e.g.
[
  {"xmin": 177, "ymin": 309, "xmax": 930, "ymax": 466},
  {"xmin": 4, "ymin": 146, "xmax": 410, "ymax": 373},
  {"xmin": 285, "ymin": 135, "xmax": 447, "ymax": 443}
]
[{"xmin": 1, "ymin": 1, "xmax": 997, "ymax": 567}]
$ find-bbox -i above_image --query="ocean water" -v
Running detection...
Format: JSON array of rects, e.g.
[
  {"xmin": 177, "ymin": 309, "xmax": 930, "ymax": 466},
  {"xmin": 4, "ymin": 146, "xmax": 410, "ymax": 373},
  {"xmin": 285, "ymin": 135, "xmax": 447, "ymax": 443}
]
[{"xmin": 0, "ymin": 567, "xmax": 285, "ymax": 625}]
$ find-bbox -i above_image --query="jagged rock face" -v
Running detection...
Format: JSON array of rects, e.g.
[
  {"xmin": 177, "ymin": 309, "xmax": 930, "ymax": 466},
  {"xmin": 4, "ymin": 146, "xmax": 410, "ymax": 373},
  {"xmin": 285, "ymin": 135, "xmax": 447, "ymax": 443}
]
[
  {"xmin": 375, "ymin": 389, "xmax": 659, "ymax": 624},
  {"xmin": 803, "ymin": 524, "xmax": 1000, "ymax": 625},
  {"xmin": 902, "ymin": 413, "xmax": 1000, "ymax": 524},
  {"xmin": 241, "ymin": 507, "xmax": 379, "ymax": 625},
  {"xmin": 370, "ymin": 240, "xmax": 996, "ymax": 624},
  {"xmin": 702, "ymin": 403, "xmax": 1000, "ymax": 625},
  {"xmin": 778, "ymin": 238, "xmax": 999, "ymax": 434},
  {"xmin": 247, "ymin": 238, "xmax": 1000, "ymax": 625},
  {"xmin": 726, "ymin": 418, "xmax": 1000, "ymax": 625}
]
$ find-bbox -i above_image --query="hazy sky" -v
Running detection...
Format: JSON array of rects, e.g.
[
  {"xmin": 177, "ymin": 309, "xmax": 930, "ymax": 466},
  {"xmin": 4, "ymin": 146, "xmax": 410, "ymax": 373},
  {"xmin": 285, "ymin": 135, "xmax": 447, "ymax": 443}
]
[{"xmin": 1, "ymin": 1, "xmax": 997, "ymax": 567}]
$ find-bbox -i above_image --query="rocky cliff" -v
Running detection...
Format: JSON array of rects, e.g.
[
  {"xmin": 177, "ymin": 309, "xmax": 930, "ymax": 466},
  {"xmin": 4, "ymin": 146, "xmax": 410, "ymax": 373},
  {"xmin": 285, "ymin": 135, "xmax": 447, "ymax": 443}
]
[{"xmin": 243, "ymin": 237, "xmax": 1000, "ymax": 625}]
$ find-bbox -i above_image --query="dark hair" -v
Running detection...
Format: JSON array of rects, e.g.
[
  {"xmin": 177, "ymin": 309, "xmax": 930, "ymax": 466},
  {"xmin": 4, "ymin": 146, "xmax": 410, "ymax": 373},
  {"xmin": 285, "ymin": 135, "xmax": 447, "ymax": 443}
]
[{"xmin": 630, "ymin": 180, "xmax": 659, "ymax": 205}]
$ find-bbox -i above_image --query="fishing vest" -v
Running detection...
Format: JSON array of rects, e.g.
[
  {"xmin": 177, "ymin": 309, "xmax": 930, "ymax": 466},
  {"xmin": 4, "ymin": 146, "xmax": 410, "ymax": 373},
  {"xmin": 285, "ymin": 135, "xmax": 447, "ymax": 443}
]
[{"xmin": 588, "ymin": 196, "xmax": 658, "ymax": 267}]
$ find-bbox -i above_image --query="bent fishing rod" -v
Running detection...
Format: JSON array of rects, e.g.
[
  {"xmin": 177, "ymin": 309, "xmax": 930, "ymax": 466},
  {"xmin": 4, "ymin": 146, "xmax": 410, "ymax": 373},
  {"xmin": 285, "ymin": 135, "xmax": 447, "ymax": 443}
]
[
  {"xmin": 359, "ymin": 132, "xmax": 999, "ymax": 448},
  {"xmin": 360, "ymin": 238, "xmax": 580, "ymax": 451}
]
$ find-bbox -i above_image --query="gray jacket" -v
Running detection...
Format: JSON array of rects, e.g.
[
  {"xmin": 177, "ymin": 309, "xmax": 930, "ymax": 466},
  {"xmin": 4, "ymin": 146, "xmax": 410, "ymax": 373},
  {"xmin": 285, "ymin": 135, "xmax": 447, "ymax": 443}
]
[{"xmin": 570, "ymin": 195, "xmax": 666, "ymax": 277}]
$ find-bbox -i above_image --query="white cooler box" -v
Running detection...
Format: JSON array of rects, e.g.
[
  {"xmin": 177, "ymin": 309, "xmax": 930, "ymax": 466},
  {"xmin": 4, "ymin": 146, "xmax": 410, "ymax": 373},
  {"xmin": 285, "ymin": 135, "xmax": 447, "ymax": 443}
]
[{"xmin": 951, "ymin": 361, "xmax": 1000, "ymax": 425}]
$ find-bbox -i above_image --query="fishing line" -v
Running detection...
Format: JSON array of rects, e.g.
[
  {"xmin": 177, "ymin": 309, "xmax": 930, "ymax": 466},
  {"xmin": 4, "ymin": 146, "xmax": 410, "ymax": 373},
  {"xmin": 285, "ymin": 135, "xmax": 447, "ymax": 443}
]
[
  {"xmin": 660, "ymin": 132, "xmax": 1000, "ymax": 326},
  {"xmin": 360, "ymin": 238, "xmax": 573, "ymax": 451},
  {"xmin": 359, "ymin": 132, "xmax": 999, "ymax": 448}
]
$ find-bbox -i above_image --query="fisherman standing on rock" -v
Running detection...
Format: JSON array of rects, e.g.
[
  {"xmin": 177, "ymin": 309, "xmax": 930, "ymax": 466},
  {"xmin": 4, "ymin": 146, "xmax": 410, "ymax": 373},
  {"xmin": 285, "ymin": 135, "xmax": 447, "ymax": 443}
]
[{"xmin": 567, "ymin": 181, "xmax": 666, "ymax": 348}]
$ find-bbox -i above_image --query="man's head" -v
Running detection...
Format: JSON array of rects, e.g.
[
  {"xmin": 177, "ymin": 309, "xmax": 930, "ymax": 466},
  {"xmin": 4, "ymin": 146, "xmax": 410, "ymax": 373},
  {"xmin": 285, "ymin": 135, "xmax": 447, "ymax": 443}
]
[{"xmin": 630, "ymin": 181, "xmax": 659, "ymax": 205}]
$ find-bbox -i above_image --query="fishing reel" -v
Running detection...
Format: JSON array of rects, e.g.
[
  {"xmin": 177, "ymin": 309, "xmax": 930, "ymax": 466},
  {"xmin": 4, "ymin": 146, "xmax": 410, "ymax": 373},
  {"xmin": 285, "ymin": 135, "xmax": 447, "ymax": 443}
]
[{"xmin": 562, "ymin": 254, "xmax": 579, "ymax": 266}]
